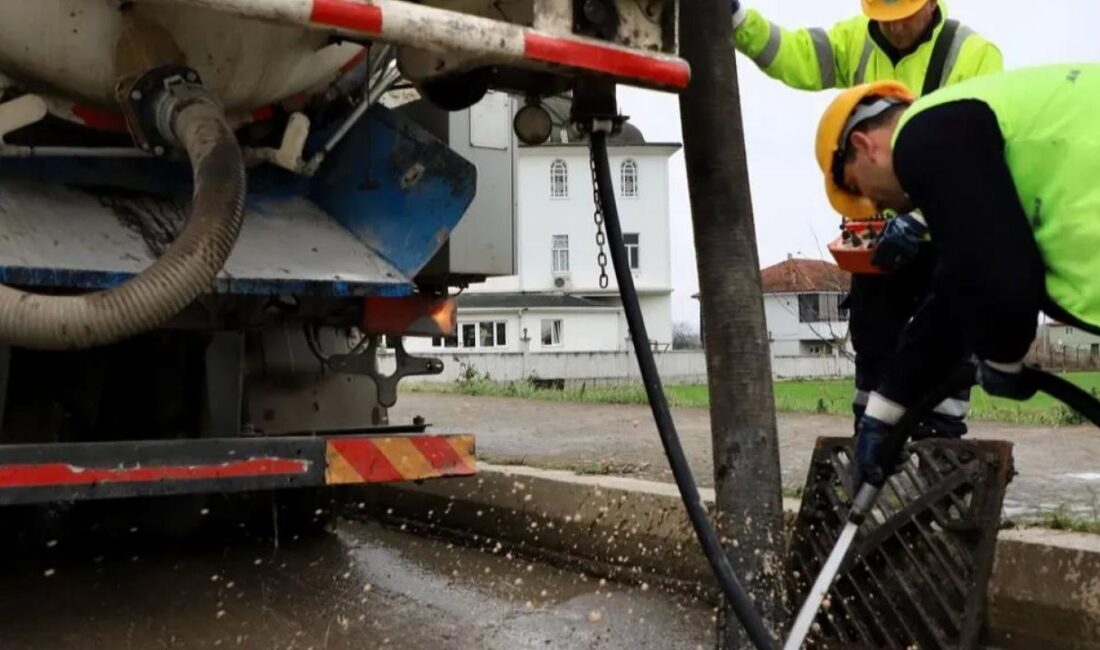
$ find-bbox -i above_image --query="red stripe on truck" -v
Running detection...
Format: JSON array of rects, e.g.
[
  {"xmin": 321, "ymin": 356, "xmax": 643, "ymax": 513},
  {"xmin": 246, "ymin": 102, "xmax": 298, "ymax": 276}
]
[
  {"xmin": 310, "ymin": 0, "xmax": 383, "ymax": 34},
  {"xmin": 0, "ymin": 458, "xmax": 310, "ymax": 489},
  {"xmin": 70, "ymin": 106, "xmax": 128, "ymax": 132},
  {"xmin": 409, "ymin": 436, "xmax": 473, "ymax": 474},
  {"xmin": 523, "ymin": 32, "xmax": 690, "ymax": 89}
]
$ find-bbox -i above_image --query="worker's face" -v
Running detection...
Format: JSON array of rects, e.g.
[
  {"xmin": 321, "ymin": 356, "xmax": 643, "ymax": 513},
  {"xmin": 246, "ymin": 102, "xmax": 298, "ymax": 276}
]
[
  {"xmin": 878, "ymin": 0, "xmax": 938, "ymax": 50},
  {"xmin": 842, "ymin": 127, "xmax": 911, "ymax": 214}
]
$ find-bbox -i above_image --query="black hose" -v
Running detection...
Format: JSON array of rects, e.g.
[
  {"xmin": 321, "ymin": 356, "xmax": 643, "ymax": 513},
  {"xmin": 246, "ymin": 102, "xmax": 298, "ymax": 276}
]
[
  {"xmin": 1026, "ymin": 367, "xmax": 1100, "ymax": 428},
  {"xmin": 860, "ymin": 360, "xmax": 1100, "ymax": 484},
  {"xmin": 0, "ymin": 98, "xmax": 246, "ymax": 349},
  {"xmin": 590, "ymin": 131, "xmax": 776, "ymax": 650},
  {"xmin": 883, "ymin": 364, "xmax": 1100, "ymax": 462}
]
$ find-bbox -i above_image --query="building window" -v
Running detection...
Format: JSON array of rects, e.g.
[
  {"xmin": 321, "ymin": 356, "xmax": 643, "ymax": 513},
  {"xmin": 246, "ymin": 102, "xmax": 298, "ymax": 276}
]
[
  {"xmin": 803, "ymin": 341, "xmax": 835, "ymax": 356},
  {"xmin": 550, "ymin": 159, "xmax": 568, "ymax": 198},
  {"xmin": 433, "ymin": 322, "xmax": 506, "ymax": 349},
  {"xmin": 430, "ymin": 334, "xmax": 459, "ymax": 348},
  {"xmin": 479, "ymin": 321, "xmax": 507, "ymax": 348},
  {"xmin": 624, "ymin": 233, "xmax": 640, "ymax": 270},
  {"xmin": 798, "ymin": 293, "xmax": 847, "ymax": 323},
  {"xmin": 798, "ymin": 294, "xmax": 820, "ymax": 323},
  {"xmin": 541, "ymin": 319, "xmax": 563, "ymax": 347},
  {"xmin": 461, "ymin": 323, "xmax": 477, "ymax": 348},
  {"xmin": 620, "ymin": 159, "xmax": 638, "ymax": 198},
  {"xmin": 552, "ymin": 234, "xmax": 570, "ymax": 274}
]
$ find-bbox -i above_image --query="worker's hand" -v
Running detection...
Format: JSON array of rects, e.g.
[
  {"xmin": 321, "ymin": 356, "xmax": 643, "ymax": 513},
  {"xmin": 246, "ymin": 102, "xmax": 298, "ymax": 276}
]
[
  {"xmin": 977, "ymin": 359, "xmax": 1038, "ymax": 401},
  {"xmin": 871, "ymin": 212, "xmax": 927, "ymax": 272},
  {"xmin": 851, "ymin": 414, "xmax": 907, "ymax": 488}
]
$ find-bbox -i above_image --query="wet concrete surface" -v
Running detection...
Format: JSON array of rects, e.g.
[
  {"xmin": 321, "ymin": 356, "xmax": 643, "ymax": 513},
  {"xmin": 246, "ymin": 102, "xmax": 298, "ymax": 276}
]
[
  {"xmin": 0, "ymin": 499, "xmax": 714, "ymax": 649},
  {"xmin": 394, "ymin": 393, "xmax": 1100, "ymax": 518}
]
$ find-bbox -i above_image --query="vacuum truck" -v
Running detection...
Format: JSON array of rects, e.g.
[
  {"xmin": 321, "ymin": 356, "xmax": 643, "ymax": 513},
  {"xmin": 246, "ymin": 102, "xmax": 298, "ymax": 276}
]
[{"xmin": 0, "ymin": 0, "xmax": 687, "ymax": 518}]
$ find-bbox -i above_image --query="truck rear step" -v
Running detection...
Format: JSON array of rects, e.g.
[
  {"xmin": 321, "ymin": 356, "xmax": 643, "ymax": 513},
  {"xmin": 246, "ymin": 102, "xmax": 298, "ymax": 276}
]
[{"xmin": 0, "ymin": 432, "xmax": 475, "ymax": 505}]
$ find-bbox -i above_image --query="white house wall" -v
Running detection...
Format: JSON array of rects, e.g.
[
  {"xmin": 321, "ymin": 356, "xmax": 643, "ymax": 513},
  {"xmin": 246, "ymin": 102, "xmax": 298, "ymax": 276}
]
[
  {"xmin": 763, "ymin": 293, "xmax": 850, "ymax": 357},
  {"xmin": 401, "ymin": 308, "xmax": 626, "ymax": 354},
  {"xmin": 639, "ymin": 293, "xmax": 673, "ymax": 349},
  {"xmin": 479, "ymin": 145, "xmax": 676, "ymax": 295},
  {"xmin": 764, "ymin": 294, "xmax": 800, "ymax": 349},
  {"xmin": 1044, "ymin": 324, "xmax": 1100, "ymax": 348},
  {"xmin": 517, "ymin": 309, "xmax": 623, "ymax": 352}
]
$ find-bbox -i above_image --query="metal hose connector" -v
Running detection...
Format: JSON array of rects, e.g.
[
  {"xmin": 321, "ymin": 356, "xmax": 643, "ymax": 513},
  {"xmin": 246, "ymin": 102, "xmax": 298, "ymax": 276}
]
[{"xmin": 0, "ymin": 94, "xmax": 246, "ymax": 349}]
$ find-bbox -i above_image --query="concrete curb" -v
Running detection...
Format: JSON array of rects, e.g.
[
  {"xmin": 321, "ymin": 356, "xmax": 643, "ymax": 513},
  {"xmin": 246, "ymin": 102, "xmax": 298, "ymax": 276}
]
[{"xmin": 350, "ymin": 463, "xmax": 1100, "ymax": 649}]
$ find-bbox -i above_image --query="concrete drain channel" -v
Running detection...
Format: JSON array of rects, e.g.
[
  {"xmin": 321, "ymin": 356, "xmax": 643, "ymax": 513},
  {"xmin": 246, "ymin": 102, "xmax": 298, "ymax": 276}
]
[{"xmin": 788, "ymin": 438, "xmax": 1015, "ymax": 649}]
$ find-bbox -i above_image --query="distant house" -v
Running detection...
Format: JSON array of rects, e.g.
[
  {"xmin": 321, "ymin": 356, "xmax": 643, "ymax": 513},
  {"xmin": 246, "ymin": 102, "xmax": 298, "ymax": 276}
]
[
  {"xmin": 1034, "ymin": 321, "xmax": 1100, "ymax": 370},
  {"xmin": 405, "ymin": 94, "xmax": 680, "ymax": 355},
  {"xmin": 1041, "ymin": 322, "xmax": 1100, "ymax": 352},
  {"xmin": 761, "ymin": 257, "xmax": 851, "ymax": 360},
  {"xmin": 691, "ymin": 256, "xmax": 852, "ymax": 363}
]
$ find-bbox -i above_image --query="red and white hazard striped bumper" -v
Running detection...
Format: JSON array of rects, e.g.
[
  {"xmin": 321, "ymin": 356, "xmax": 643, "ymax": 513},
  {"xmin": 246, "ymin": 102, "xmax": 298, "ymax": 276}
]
[
  {"xmin": 153, "ymin": 0, "xmax": 691, "ymax": 91},
  {"xmin": 0, "ymin": 433, "xmax": 475, "ymax": 506}
]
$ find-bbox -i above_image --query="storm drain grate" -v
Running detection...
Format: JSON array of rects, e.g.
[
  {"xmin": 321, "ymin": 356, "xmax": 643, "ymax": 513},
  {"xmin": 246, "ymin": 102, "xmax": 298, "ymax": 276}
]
[{"xmin": 788, "ymin": 437, "xmax": 1014, "ymax": 649}]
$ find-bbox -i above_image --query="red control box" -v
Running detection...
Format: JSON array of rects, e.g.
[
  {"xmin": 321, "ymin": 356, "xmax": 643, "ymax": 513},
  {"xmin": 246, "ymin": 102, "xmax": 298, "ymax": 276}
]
[{"xmin": 828, "ymin": 220, "xmax": 886, "ymax": 275}]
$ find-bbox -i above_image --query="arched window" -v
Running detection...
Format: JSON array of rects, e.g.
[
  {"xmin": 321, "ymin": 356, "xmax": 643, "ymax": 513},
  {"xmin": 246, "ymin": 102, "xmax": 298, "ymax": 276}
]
[
  {"xmin": 620, "ymin": 159, "xmax": 638, "ymax": 198},
  {"xmin": 550, "ymin": 159, "xmax": 568, "ymax": 198}
]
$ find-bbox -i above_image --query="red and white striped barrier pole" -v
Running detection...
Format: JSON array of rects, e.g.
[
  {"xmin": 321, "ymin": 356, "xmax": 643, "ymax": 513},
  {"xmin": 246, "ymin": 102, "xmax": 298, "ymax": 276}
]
[{"xmin": 149, "ymin": 0, "xmax": 690, "ymax": 91}]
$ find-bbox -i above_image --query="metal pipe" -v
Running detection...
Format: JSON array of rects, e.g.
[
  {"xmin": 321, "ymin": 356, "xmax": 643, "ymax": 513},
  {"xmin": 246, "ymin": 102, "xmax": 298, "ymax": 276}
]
[
  {"xmin": 784, "ymin": 484, "xmax": 878, "ymax": 650},
  {"xmin": 303, "ymin": 56, "xmax": 401, "ymax": 175},
  {"xmin": 0, "ymin": 146, "xmax": 149, "ymax": 158}
]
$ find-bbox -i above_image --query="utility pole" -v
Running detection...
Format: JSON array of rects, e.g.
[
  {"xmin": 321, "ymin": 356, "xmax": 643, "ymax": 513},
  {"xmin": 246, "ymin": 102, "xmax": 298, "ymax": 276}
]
[{"xmin": 678, "ymin": 1, "xmax": 788, "ymax": 647}]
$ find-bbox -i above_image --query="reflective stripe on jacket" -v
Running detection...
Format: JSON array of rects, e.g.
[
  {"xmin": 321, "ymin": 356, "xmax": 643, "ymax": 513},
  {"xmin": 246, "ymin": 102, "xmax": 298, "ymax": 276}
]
[{"xmin": 732, "ymin": 4, "xmax": 1002, "ymax": 94}]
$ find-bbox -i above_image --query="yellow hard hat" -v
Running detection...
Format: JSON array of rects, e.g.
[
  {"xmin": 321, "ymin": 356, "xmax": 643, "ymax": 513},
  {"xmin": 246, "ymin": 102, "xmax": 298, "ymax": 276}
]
[
  {"xmin": 862, "ymin": 0, "xmax": 929, "ymax": 22},
  {"xmin": 815, "ymin": 80, "xmax": 915, "ymax": 219}
]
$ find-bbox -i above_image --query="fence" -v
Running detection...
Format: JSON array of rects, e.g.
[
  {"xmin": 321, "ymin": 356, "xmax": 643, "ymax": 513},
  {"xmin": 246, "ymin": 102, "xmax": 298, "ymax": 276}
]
[
  {"xmin": 399, "ymin": 350, "xmax": 706, "ymax": 386},
  {"xmin": 1027, "ymin": 344, "xmax": 1100, "ymax": 372},
  {"xmin": 397, "ymin": 350, "xmax": 855, "ymax": 385},
  {"xmin": 771, "ymin": 355, "xmax": 855, "ymax": 379}
]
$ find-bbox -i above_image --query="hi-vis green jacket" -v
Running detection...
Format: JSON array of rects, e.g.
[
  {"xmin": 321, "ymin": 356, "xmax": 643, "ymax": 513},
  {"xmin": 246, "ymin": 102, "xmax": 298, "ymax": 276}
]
[{"xmin": 732, "ymin": 3, "xmax": 1002, "ymax": 94}]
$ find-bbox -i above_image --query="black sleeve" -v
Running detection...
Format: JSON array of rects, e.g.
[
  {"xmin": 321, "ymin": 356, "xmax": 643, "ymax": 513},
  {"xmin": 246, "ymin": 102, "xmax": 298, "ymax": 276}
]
[{"xmin": 892, "ymin": 100, "xmax": 1045, "ymax": 364}]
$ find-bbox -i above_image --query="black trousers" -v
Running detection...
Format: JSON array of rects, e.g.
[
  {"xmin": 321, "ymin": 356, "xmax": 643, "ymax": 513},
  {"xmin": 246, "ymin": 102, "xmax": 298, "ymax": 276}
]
[{"xmin": 846, "ymin": 249, "xmax": 971, "ymax": 438}]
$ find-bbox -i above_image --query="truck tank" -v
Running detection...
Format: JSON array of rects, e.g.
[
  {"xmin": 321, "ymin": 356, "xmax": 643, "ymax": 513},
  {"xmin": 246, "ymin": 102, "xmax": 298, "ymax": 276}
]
[{"xmin": 0, "ymin": 1, "xmax": 361, "ymax": 119}]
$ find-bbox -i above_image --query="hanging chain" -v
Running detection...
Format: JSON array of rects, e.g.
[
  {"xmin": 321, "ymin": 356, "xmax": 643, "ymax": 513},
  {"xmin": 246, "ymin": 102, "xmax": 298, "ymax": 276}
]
[{"xmin": 589, "ymin": 146, "xmax": 610, "ymax": 289}]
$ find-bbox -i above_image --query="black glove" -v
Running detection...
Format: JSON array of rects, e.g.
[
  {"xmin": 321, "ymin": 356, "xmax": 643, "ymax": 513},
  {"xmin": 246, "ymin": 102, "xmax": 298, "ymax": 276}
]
[
  {"xmin": 871, "ymin": 212, "xmax": 927, "ymax": 272},
  {"xmin": 852, "ymin": 414, "xmax": 907, "ymax": 488},
  {"xmin": 977, "ymin": 360, "xmax": 1038, "ymax": 401}
]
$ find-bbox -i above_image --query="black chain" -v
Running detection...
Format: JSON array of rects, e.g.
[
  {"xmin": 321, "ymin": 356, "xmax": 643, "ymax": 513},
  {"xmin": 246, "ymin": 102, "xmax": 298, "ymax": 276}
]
[{"xmin": 589, "ymin": 147, "xmax": 610, "ymax": 289}]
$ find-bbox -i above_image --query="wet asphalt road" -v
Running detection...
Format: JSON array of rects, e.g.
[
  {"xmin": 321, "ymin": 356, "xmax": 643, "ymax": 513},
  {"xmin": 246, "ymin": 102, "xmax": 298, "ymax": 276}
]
[
  {"xmin": 394, "ymin": 392, "xmax": 1100, "ymax": 517},
  {"xmin": 0, "ymin": 499, "xmax": 714, "ymax": 650}
]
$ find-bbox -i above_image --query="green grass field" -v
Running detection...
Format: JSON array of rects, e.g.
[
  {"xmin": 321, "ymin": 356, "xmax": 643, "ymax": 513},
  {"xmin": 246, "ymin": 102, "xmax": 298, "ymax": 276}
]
[
  {"xmin": 767, "ymin": 372, "xmax": 1100, "ymax": 425},
  {"xmin": 409, "ymin": 371, "xmax": 1100, "ymax": 425}
]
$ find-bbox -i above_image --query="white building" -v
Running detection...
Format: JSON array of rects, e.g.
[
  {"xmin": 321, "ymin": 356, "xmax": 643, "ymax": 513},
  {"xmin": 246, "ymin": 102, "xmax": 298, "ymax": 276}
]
[
  {"xmin": 408, "ymin": 96, "xmax": 680, "ymax": 354},
  {"xmin": 760, "ymin": 257, "xmax": 852, "ymax": 360}
]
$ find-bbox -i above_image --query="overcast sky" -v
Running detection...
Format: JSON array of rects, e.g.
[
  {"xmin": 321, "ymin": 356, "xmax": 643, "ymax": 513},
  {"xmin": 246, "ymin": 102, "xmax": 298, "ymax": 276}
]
[{"xmin": 618, "ymin": 0, "xmax": 1100, "ymax": 326}]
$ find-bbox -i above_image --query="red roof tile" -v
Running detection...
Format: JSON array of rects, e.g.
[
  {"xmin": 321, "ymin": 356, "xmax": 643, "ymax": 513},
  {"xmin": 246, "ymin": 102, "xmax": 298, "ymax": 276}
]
[{"xmin": 760, "ymin": 258, "xmax": 849, "ymax": 294}]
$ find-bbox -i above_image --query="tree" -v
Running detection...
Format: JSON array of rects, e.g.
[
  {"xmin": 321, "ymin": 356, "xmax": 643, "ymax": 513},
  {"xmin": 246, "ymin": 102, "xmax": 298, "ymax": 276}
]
[
  {"xmin": 672, "ymin": 321, "xmax": 703, "ymax": 350},
  {"xmin": 678, "ymin": 0, "xmax": 788, "ymax": 646}
]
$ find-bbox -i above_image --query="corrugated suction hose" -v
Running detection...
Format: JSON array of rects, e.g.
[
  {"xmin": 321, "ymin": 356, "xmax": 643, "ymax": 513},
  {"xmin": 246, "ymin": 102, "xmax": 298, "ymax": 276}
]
[{"xmin": 0, "ymin": 97, "xmax": 246, "ymax": 349}]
